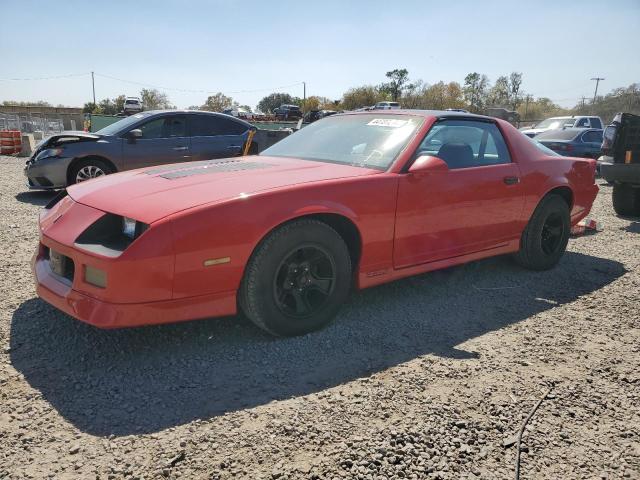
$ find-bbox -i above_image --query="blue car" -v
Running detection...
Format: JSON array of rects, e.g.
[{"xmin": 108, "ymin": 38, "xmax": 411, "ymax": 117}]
[
  {"xmin": 534, "ymin": 128, "xmax": 604, "ymax": 159},
  {"xmin": 24, "ymin": 110, "xmax": 256, "ymax": 189}
]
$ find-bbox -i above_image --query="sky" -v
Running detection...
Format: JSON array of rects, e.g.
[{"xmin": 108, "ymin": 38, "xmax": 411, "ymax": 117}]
[{"xmin": 1, "ymin": 0, "xmax": 639, "ymax": 110}]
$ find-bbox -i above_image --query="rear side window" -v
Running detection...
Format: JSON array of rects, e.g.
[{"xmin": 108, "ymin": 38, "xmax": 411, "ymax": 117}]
[
  {"xmin": 575, "ymin": 118, "xmax": 590, "ymax": 127},
  {"xmin": 190, "ymin": 115, "xmax": 248, "ymax": 136},
  {"xmin": 581, "ymin": 130, "xmax": 603, "ymax": 143},
  {"xmin": 417, "ymin": 120, "xmax": 511, "ymax": 169},
  {"xmin": 590, "ymin": 118, "xmax": 603, "ymax": 129}
]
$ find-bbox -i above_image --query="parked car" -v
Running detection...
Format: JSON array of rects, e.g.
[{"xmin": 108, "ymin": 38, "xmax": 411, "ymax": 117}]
[
  {"xmin": 303, "ymin": 109, "xmax": 337, "ymax": 123},
  {"xmin": 273, "ymin": 104, "xmax": 302, "ymax": 120},
  {"xmin": 33, "ymin": 110, "xmax": 598, "ymax": 336},
  {"xmin": 535, "ymin": 128, "xmax": 604, "ymax": 158},
  {"xmin": 373, "ymin": 101, "xmax": 401, "ymax": 110},
  {"xmin": 485, "ymin": 107, "xmax": 520, "ymax": 126},
  {"xmin": 520, "ymin": 116, "xmax": 603, "ymax": 137},
  {"xmin": 599, "ymin": 112, "xmax": 640, "ymax": 216},
  {"xmin": 24, "ymin": 110, "xmax": 255, "ymax": 189},
  {"xmin": 123, "ymin": 97, "xmax": 142, "ymax": 114},
  {"xmin": 222, "ymin": 107, "xmax": 254, "ymax": 120}
]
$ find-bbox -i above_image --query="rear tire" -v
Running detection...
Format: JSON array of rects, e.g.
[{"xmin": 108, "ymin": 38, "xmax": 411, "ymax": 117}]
[
  {"xmin": 514, "ymin": 194, "xmax": 570, "ymax": 271},
  {"xmin": 239, "ymin": 219, "xmax": 351, "ymax": 336},
  {"xmin": 612, "ymin": 183, "xmax": 640, "ymax": 217},
  {"xmin": 69, "ymin": 158, "xmax": 113, "ymax": 185}
]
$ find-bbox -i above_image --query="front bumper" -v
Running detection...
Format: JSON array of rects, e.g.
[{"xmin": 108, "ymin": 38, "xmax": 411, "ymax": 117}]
[
  {"xmin": 600, "ymin": 162, "xmax": 640, "ymax": 185},
  {"xmin": 24, "ymin": 156, "xmax": 73, "ymax": 189},
  {"xmin": 32, "ymin": 196, "xmax": 237, "ymax": 328},
  {"xmin": 32, "ymin": 241, "xmax": 236, "ymax": 328}
]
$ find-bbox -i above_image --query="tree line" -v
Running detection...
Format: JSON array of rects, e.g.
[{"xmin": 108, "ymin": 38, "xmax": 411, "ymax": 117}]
[
  {"xmin": 5, "ymin": 70, "xmax": 638, "ymax": 125},
  {"xmin": 80, "ymin": 88, "xmax": 174, "ymax": 114}
]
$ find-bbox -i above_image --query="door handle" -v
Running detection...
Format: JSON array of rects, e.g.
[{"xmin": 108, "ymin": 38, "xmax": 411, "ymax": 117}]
[
  {"xmin": 173, "ymin": 146, "xmax": 188, "ymax": 151},
  {"xmin": 503, "ymin": 176, "xmax": 520, "ymax": 185},
  {"xmin": 227, "ymin": 145, "xmax": 241, "ymax": 149}
]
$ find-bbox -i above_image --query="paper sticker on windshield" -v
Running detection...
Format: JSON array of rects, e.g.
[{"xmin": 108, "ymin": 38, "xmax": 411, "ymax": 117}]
[{"xmin": 367, "ymin": 119, "xmax": 408, "ymax": 128}]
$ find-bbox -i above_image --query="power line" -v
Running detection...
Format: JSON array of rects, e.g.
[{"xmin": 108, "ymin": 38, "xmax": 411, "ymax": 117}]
[
  {"xmin": 0, "ymin": 72, "xmax": 90, "ymax": 81},
  {"xmin": 93, "ymin": 72, "xmax": 304, "ymax": 95}
]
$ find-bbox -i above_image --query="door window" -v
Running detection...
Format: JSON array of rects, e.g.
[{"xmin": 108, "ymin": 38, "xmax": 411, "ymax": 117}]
[
  {"xmin": 417, "ymin": 120, "xmax": 511, "ymax": 169},
  {"xmin": 136, "ymin": 116, "xmax": 186, "ymax": 139},
  {"xmin": 137, "ymin": 118, "xmax": 165, "ymax": 139},
  {"xmin": 190, "ymin": 114, "xmax": 248, "ymax": 136},
  {"xmin": 166, "ymin": 116, "xmax": 187, "ymax": 137}
]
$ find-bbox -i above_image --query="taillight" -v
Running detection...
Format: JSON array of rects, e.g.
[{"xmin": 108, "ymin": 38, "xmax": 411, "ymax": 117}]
[{"xmin": 549, "ymin": 143, "xmax": 573, "ymax": 152}]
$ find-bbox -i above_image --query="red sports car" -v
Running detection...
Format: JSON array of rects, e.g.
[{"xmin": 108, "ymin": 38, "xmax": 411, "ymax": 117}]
[{"xmin": 33, "ymin": 111, "xmax": 598, "ymax": 336}]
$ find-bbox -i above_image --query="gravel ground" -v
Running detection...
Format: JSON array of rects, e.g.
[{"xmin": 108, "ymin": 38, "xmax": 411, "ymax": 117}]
[{"xmin": 0, "ymin": 155, "xmax": 638, "ymax": 480}]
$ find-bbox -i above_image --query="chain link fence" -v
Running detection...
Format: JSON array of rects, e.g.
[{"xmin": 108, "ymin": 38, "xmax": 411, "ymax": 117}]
[{"xmin": 0, "ymin": 112, "xmax": 66, "ymax": 135}]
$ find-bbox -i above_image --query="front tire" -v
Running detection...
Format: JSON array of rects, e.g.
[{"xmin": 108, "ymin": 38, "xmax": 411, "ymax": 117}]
[
  {"xmin": 612, "ymin": 183, "xmax": 640, "ymax": 217},
  {"xmin": 514, "ymin": 194, "xmax": 570, "ymax": 271},
  {"xmin": 69, "ymin": 158, "xmax": 113, "ymax": 185},
  {"xmin": 239, "ymin": 219, "xmax": 352, "ymax": 336}
]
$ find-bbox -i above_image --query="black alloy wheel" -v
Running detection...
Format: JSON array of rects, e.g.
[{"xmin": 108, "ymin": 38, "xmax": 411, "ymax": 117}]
[{"xmin": 273, "ymin": 245, "xmax": 336, "ymax": 319}]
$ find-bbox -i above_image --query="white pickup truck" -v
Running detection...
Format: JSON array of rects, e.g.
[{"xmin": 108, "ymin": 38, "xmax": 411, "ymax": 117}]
[{"xmin": 520, "ymin": 115, "xmax": 603, "ymax": 137}]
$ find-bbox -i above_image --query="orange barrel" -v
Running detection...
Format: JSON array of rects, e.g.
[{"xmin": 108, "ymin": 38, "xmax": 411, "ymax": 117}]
[
  {"xmin": 13, "ymin": 138, "xmax": 22, "ymax": 155},
  {"xmin": 1, "ymin": 131, "xmax": 18, "ymax": 154}
]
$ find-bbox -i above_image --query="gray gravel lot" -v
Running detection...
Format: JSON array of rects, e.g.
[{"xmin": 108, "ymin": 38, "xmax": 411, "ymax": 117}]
[{"xmin": 0, "ymin": 154, "xmax": 638, "ymax": 479}]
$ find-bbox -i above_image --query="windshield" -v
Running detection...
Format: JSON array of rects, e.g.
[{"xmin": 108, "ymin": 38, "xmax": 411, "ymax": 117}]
[
  {"xmin": 260, "ymin": 114, "xmax": 424, "ymax": 169},
  {"xmin": 535, "ymin": 117, "xmax": 572, "ymax": 129},
  {"xmin": 95, "ymin": 112, "xmax": 154, "ymax": 135}
]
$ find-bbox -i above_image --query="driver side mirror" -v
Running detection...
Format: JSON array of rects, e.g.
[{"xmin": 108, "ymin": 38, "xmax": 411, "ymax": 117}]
[
  {"xmin": 408, "ymin": 155, "xmax": 449, "ymax": 175},
  {"xmin": 127, "ymin": 129, "xmax": 142, "ymax": 141}
]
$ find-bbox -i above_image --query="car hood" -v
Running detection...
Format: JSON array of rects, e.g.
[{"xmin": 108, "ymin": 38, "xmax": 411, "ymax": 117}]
[
  {"xmin": 40, "ymin": 131, "xmax": 101, "ymax": 147},
  {"xmin": 520, "ymin": 128, "xmax": 545, "ymax": 135},
  {"xmin": 67, "ymin": 156, "xmax": 383, "ymax": 223}
]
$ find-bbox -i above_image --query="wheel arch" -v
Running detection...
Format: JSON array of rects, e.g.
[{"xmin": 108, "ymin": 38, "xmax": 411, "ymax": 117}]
[
  {"xmin": 542, "ymin": 185, "xmax": 573, "ymax": 209},
  {"xmin": 244, "ymin": 211, "xmax": 363, "ymax": 281},
  {"xmin": 66, "ymin": 155, "xmax": 117, "ymax": 184}
]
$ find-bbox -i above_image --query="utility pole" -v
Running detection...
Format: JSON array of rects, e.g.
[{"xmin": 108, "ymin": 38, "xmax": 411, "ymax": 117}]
[
  {"xmin": 91, "ymin": 71, "xmax": 96, "ymax": 106},
  {"xmin": 524, "ymin": 94, "xmax": 531, "ymax": 122},
  {"xmin": 590, "ymin": 77, "xmax": 604, "ymax": 104},
  {"xmin": 303, "ymin": 81, "xmax": 306, "ymax": 114},
  {"xmin": 580, "ymin": 96, "xmax": 587, "ymax": 111}
]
